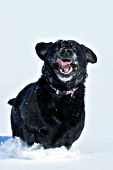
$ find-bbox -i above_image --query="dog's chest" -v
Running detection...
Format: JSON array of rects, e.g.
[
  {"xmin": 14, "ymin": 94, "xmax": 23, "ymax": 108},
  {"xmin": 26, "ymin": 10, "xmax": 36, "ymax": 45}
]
[{"xmin": 38, "ymin": 90, "xmax": 79, "ymax": 123}]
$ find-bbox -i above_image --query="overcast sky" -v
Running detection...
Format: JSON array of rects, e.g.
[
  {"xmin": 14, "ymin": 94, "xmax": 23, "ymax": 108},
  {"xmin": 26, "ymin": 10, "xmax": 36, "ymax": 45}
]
[{"xmin": 0, "ymin": 0, "xmax": 113, "ymax": 150}]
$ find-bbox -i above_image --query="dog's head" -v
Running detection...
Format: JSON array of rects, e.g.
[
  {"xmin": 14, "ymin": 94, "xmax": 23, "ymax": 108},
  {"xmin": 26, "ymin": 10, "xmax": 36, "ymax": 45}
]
[{"xmin": 35, "ymin": 40, "xmax": 97, "ymax": 89}]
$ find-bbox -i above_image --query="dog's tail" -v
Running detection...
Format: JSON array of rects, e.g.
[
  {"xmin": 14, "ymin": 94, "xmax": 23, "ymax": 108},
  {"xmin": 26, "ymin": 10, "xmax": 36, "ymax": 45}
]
[{"xmin": 8, "ymin": 98, "xmax": 15, "ymax": 106}]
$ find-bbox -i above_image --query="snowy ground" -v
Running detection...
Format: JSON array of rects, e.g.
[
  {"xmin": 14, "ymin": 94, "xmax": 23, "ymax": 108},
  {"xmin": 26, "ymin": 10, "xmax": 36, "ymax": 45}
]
[{"xmin": 0, "ymin": 136, "xmax": 113, "ymax": 170}]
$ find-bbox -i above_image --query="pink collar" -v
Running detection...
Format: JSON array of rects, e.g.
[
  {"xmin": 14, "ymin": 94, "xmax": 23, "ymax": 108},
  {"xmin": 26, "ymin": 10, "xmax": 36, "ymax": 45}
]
[{"xmin": 50, "ymin": 84, "xmax": 78, "ymax": 97}]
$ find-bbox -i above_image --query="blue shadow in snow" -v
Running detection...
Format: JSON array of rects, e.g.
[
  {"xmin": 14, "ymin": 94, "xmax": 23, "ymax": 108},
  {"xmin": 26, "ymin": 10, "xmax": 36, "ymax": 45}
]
[{"xmin": 0, "ymin": 136, "xmax": 11, "ymax": 143}]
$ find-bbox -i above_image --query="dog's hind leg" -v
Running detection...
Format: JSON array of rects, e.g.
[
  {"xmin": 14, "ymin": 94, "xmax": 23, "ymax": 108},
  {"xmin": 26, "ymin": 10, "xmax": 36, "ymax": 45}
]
[{"xmin": 11, "ymin": 107, "xmax": 35, "ymax": 146}]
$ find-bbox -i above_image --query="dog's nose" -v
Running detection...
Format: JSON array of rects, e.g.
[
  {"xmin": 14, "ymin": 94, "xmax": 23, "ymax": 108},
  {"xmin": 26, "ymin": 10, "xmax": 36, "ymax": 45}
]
[
  {"xmin": 60, "ymin": 48, "xmax": 73, "ymax": 57},
  {"xmin": 61, "ymin": 48, "xmax": 71, "ymax": 54}
]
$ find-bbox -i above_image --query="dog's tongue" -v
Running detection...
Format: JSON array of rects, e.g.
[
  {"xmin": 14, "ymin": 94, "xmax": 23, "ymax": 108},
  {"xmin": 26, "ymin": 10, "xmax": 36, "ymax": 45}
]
[{"xmin": 57, "ymin": 58, "xmax": 71, "ymax": 73}]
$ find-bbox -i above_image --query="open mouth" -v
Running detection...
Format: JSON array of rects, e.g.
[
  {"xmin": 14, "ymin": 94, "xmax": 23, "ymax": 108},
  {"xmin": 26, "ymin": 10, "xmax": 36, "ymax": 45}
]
[
  {"xmin": 54, "ymin": 58, "xmax": 79, "ymax": 82},
  {"xmin": 56, "ymin": 58, "xmax": 73, "ymax": 74}
]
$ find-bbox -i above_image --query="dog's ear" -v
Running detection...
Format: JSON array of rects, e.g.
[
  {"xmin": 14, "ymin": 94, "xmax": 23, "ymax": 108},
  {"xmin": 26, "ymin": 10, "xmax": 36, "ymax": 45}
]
[
  {"xmin": 35, "ymin": 42, "xmax": 53, "ymax": 60},
  {"xmin": 81, "ymin": 44, "xmax": 97, "ymax": 63}
]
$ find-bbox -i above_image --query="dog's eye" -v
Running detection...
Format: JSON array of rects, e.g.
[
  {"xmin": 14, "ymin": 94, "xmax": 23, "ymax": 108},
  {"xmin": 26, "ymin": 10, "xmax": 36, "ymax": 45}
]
[{"xmin": 70, "ymin": 42, "xmax": 74, "ymax": 46}]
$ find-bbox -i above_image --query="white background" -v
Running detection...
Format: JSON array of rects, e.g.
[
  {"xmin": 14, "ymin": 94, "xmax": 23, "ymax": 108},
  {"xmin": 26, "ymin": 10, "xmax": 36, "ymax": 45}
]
[{"xmin": 0, "ymin": 0, "xmax": 113, "ymax": 169}]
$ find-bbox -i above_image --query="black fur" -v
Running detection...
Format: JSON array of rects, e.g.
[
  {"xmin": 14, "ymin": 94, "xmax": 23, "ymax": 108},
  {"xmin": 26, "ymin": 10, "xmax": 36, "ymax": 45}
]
[{"xmin": 8, "ymin": 40, "xmax": 97, "ymax": 149}]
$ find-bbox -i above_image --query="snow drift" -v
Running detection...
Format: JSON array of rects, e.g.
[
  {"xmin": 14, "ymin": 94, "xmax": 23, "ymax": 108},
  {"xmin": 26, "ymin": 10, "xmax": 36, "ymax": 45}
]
[{"xmin": 0, "ymin": 136, "xmax": 80, "ymax": 160}]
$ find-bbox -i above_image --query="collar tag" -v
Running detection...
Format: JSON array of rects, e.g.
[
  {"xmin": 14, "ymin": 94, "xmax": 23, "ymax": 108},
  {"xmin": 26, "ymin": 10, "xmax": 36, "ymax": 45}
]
[{"xmin": 56, "ymin": 90, "xmax": 59, "ymax": 95}]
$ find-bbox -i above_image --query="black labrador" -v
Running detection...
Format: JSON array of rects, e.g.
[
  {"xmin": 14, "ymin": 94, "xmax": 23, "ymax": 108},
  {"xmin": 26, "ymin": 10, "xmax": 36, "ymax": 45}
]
[{"xmin": 8, "ymin": 40, "xmax": 97, "ymax": 149}]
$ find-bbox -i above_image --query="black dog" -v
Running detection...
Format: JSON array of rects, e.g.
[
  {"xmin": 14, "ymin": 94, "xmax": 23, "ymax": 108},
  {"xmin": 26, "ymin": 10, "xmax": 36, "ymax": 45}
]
[{"xmin": 8, "ymin": 40, "xmax": 97, "ymax": 149}]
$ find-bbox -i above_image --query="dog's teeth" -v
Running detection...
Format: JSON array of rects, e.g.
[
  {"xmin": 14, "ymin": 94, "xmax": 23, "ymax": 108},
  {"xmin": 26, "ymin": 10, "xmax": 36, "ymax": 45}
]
[
  {"xmin": 69, "ymin": 66, "xmax": 73, "ymax": 73},
  {"xmin": 60, "ymin": 66, "xmax": 73, "ymax": 74}
]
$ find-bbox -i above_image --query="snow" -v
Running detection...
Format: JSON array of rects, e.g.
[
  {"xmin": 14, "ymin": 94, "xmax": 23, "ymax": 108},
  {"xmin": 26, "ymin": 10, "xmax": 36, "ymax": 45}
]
[
  {"xmin": 0, "ymin": 137, "xmax": 79, "ymax": 160},
  {"xmin": 0, "ymin": 137, "xmax": 113, "ymax": 170}
]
